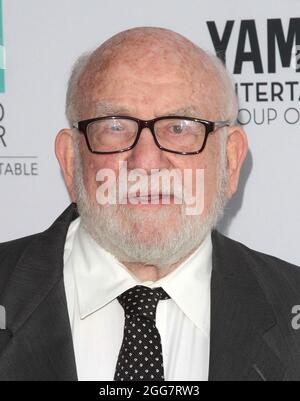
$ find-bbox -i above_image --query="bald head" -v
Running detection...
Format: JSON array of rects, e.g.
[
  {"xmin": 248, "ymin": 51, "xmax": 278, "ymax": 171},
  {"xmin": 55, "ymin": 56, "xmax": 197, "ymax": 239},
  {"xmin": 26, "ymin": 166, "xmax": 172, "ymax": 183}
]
[{"xmin": 66, "ymin": 27, "xmax": 238, "ymax": 126}]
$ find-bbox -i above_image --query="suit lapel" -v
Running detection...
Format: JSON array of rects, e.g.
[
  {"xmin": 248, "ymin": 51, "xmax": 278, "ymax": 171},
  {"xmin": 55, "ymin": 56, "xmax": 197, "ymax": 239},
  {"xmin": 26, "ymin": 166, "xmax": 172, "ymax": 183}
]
[
  {"xmin": 0, "ymin": 204, "xmax": 78, "ymax": 381},
  {"xmin": 209, "ymin": 231, "xmax": 286, "ymax": 381}
]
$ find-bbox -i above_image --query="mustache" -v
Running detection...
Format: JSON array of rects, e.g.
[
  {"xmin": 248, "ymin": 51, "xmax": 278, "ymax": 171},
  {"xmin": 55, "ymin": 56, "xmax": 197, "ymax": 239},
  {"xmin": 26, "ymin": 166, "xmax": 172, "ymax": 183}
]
[
  {"xmin": 96, "ymin": 169, "xmax": 186, "ymax": 204},
  {"xmin": 119, "ymin": 180, "xmax": 184, "ymax": 204}
]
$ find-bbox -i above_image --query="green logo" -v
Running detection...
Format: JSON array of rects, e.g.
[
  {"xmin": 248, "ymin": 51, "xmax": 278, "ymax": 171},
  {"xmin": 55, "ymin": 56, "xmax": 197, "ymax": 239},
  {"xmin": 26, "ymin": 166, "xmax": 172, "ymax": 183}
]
[{"xmin": 0, "ymin": 0, "xmax": 4, "ymax": 93}]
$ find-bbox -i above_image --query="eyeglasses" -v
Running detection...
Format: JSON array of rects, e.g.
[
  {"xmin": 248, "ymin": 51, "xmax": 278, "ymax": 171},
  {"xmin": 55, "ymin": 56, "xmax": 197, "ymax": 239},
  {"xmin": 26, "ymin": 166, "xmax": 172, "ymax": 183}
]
[{"xmin": 73, "ymin": 116, "xmax": 231, "ymax": 155}]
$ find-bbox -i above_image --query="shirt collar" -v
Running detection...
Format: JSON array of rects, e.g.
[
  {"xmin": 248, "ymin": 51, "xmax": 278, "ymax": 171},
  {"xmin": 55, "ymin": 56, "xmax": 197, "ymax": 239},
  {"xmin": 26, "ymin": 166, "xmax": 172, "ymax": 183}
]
[{"xmin": 69, "ymin": 217, "xmax": 212, "ymax": 335}]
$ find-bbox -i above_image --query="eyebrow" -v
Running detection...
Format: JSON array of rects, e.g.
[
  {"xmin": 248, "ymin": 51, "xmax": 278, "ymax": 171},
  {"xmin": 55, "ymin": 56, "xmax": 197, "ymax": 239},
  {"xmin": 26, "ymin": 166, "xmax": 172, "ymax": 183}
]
[
  {"xmin": 94, "ymin": 102, "xmax": 201, "ymax": 118},
  {"xmin": 95, "ymin": 102, "xmax": 131, "ymax": 116},
  {"xmin": 163, "ymin": 106, "xmax": 201, "ymax": 117}
]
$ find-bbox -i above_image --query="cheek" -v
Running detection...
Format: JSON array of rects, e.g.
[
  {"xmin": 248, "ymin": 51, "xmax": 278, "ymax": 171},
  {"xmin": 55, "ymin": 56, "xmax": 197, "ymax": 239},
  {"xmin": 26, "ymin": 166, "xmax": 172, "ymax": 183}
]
[
  {"xmin": 174, "ymin": 145, "xmax": 220, "ymax": 206},
  {"xmin": 81, "ymin": 153, "xmax": 125, "ymax": 194},
  {"xmin": 203, "ymin": 140, "xmax": 224, "ymax": 202}
]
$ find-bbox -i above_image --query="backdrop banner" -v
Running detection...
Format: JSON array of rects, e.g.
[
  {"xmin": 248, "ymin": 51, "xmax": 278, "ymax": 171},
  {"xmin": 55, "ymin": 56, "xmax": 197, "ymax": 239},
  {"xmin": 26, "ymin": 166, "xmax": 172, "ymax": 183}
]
[{"xmin": 0, "ymin": 0, "xmax": 299, "ymax": 265}]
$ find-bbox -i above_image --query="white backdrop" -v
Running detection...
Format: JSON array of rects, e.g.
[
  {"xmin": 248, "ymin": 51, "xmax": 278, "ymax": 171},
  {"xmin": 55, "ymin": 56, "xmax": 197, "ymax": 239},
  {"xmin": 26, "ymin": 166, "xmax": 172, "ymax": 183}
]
[{"xmin": 0, "ymin": 0, "xmax": 299, "ymax": 266}]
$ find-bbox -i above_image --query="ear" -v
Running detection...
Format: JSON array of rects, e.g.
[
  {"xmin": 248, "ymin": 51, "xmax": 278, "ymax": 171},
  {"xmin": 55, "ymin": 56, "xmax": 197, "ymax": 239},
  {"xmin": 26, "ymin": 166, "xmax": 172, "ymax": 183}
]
[
  {"xmin": 226, "ymin": 125, "xmax": 248, "ymax": 198},
  {"xmin": 55, "ymin": 129, "xmax": 77, "ymax": 202}
]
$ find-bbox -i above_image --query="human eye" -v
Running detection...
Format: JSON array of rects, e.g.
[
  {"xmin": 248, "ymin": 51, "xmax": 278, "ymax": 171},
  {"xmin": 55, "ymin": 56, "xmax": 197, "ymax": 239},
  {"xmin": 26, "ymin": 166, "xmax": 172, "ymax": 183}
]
[
  {"xmin": 106, "ymin": 119, "xmax": 126, "ymax": 133},
  {"xmin": 167, "ymin": 120, "xmax": 190, "ymax": 135}
]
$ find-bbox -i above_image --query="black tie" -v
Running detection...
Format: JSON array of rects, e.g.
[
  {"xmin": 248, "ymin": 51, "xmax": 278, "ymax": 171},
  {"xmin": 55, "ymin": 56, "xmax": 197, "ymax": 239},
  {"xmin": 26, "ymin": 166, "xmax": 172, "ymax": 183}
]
[{"xmin": 114, "ymin": 285, "xmax": 171, "ymax": 381}]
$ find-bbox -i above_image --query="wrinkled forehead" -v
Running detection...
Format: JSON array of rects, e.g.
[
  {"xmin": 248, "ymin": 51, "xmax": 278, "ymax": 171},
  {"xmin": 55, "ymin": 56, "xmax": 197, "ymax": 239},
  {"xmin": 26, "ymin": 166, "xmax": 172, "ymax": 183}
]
[
  {"xmin": 76, "ymin": 33, "xmax": 225, "ymax": 119},
  {"xmin": 83, "ymin": 35, "xmax": 220, "ymax": 83}
]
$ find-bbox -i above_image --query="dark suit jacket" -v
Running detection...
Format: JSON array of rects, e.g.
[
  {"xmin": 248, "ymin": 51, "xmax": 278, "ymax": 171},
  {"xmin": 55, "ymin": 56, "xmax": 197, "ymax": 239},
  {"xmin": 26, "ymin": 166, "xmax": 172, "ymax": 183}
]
[{"xmin": 0, "ymin": 203, "xmax": 300, "ymax": 381}]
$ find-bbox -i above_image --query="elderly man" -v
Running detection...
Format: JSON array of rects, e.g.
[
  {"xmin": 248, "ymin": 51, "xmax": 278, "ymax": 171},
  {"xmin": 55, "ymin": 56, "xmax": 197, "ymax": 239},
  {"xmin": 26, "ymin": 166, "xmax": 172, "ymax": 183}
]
[{"xmin": 0, "ymin": 27, "xmax": 299, "ymax": 382}]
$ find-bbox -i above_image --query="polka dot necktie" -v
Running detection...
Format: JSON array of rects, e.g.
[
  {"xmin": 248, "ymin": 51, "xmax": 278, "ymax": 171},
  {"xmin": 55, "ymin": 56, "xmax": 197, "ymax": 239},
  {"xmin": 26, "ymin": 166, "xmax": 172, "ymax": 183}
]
[{"xmin": 114, "ymin": 285, "xmax": 171, "ymax": 381}]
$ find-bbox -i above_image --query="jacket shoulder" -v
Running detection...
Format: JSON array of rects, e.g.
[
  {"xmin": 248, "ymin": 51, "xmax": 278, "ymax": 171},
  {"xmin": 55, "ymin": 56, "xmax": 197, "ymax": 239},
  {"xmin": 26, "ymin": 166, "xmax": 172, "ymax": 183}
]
[
  {"xmin": 213, "ymin": 230, "xmax": 300, "ymax": 301},
  {"xmin": 0, "ymin": 203, "xmax": 78, "ymax": 295},
  {"xmin": 214, "ymin": 230, "xmax": 299, "ymax": 271},
  {"xmin": 0, "ymin": 233, "xmax": 43, "ymax": 295}
]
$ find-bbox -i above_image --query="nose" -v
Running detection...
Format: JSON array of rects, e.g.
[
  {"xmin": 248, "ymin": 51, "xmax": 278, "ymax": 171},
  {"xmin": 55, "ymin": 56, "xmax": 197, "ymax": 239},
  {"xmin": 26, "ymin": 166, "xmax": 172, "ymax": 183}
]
[{"xmin": 126, "ymin": 127, "xmax": 170, "ymax": 171}]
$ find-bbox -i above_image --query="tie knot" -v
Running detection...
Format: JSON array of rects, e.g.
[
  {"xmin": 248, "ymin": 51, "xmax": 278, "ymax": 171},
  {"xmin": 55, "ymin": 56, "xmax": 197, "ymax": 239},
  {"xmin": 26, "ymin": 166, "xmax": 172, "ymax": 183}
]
[{"xmin": 117, "ymin": 285, "xmax": 170, "ymax": 320}]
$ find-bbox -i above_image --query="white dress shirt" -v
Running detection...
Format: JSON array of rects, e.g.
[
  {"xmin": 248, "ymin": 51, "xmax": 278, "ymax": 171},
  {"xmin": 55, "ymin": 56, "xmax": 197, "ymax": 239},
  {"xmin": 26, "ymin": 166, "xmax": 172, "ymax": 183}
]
[{"xmin": 63, "ymin": 217, "xmax": 212, "ymax": 381}]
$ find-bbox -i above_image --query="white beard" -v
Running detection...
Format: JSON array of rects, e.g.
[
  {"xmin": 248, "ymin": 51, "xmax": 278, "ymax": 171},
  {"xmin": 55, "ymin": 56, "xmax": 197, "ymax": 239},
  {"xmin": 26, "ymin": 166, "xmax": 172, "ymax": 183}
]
[{"xmin": 73, "ymin": 138, "xmax": 229, "ymax": 270}]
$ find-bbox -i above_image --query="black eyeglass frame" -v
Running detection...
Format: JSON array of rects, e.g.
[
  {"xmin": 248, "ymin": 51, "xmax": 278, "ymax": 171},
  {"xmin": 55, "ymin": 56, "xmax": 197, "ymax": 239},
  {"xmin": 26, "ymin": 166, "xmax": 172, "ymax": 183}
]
[{"xmin": 73, "ymin": 115, "xmax": 231, "ymax": 155}]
